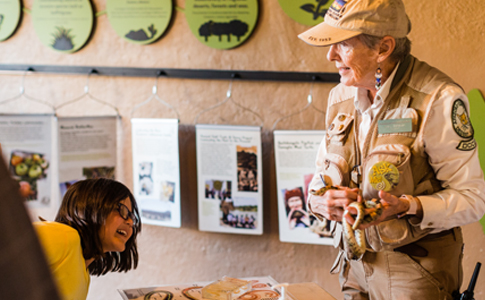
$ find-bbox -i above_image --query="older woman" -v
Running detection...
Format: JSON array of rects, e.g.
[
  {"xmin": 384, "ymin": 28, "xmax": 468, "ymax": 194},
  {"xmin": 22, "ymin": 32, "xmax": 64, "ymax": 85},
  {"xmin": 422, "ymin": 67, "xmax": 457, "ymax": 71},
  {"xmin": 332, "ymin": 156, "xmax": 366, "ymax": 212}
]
[{"xmin": 300, "ymin": 0, "xmax": 485, "ymax": 299}]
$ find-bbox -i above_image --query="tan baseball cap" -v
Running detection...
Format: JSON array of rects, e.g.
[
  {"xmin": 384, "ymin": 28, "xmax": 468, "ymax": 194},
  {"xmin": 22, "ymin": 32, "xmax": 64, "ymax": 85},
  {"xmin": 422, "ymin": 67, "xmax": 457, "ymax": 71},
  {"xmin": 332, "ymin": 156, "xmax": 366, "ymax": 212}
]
[{"xmin": 298, "ymin": 0, "xmax": 411, "ymax": 47}]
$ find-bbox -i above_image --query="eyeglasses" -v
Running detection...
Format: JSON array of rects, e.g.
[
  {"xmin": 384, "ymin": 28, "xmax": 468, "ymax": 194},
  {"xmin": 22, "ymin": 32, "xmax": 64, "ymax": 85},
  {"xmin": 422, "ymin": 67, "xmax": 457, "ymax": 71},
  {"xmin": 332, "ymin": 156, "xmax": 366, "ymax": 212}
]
[{"xmin": 117, "ymin": 203, "xmax": 138, "ymax": 226}]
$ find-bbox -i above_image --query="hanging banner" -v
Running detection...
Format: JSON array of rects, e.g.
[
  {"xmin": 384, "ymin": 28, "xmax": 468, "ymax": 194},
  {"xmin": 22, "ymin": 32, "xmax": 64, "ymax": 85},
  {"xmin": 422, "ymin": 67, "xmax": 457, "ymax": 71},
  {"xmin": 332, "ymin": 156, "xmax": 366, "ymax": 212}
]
[
  {"xmin": 278, "ymin": 0, "xmax": 333, "ymax": 26},
  {"xmin": 196, "ymin": 124, "xmax": 262, "ymax": 235},
  {"xmin": 58, "ymin": 116, "xmax": 117, "ymax": 198},
  {"xmin": 0, "ymin": 115, "xmax": 54, "ymax": 208},
  {"xmin": 32, "ymin": 0, "xmax": 94, "ymax": 53},
  {"xmin": 106, "ymin": 0, "xmax": 173, "ymax": 45},
  {"xmin": 131, "ymin": 118, "xmax": 181, "ymax": 228},
  {"xmin": 0, "ymin": 0, "xmax": 22, "ymax": 41},
  {"xmin": 185, "ymin": 0, "xmax": 259, "ymax": 49},
  {"xmin": 274, "ymin": 130, "xmax": 332, "ymax": 245}
]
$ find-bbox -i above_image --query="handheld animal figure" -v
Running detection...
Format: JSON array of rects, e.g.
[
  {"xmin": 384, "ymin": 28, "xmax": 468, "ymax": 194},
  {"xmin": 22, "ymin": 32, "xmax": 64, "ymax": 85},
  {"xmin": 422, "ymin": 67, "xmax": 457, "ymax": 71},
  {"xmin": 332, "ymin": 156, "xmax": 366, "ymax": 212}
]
[
  {"xmin": 343, "ymin": 199, "xmax": 383, "ymax": 259},
  {"xmin": 310, "ymin": 186, "xmax": 383, "ymax": 260}
]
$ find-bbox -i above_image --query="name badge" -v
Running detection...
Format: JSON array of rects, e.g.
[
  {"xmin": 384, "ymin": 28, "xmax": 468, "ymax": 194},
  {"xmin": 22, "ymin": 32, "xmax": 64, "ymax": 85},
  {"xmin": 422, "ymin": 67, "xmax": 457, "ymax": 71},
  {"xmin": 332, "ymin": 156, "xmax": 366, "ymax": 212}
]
[{"xmin": 378, "ymin": 118, "xmax": 412, "ymax": 134}]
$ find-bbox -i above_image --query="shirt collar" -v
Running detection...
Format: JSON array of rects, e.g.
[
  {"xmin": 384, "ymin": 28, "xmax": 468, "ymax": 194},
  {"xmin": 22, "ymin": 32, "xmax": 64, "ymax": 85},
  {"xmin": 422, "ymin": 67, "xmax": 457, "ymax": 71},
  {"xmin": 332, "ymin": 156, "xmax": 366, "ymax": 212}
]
[{"xmin": 354, "ymin": 61, "xmax": 401, "ymax": 113}]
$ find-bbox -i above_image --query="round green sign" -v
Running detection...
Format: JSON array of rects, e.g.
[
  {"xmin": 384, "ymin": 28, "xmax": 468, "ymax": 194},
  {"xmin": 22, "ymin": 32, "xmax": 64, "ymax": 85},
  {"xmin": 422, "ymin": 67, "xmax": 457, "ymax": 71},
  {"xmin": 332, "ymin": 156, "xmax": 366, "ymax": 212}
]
[
  {"xmin": 278, "ymin": 0, "xmax": 332, "ymax": 26},
  {"xmin": 32, "ymin": 0, "xmax": 94, "ymax": 53},
  {"xmin": 185, "ymin": 0, "xmax": 259, "ymax": 50},
  {"xmin": 107, "ymin": 0, "xmax": 173, "ymax": 45},
  {"xmin": 0, "ymin": 0, "xmax": 22, "ymax": 41}
]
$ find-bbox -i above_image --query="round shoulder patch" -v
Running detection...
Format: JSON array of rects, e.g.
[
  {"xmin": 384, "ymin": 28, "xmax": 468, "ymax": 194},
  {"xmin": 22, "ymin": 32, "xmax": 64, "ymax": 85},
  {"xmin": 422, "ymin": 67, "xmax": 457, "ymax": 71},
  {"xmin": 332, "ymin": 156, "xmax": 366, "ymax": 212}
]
[{"xmin": 452, "ymin": 99, "xmax": 474, "ymax": 139}]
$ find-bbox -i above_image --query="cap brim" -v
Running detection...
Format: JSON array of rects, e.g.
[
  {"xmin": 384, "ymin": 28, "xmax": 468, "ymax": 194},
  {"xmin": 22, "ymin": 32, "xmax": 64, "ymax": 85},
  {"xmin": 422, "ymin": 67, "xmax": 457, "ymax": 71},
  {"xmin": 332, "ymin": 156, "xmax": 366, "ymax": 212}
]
[{"xmin": 298, "ymin": 22, "xmax": 361, "ymax": 47}]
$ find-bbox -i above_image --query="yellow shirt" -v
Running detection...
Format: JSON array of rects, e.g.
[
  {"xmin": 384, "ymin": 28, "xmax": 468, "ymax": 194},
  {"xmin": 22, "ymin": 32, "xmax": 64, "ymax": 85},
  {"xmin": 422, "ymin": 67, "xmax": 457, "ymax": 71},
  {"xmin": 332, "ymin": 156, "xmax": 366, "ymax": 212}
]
[{"xmin": 34, "ymin": 221, "xmax": 90, "ymax": 300}]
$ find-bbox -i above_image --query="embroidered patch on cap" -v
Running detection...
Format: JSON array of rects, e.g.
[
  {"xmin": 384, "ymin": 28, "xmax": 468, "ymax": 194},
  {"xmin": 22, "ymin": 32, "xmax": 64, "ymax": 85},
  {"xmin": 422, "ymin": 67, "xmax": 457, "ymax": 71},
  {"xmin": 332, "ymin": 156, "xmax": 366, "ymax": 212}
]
[
  {"xmin": 452, "ymin": 99, "xmax": 476, "ymax": 151},
  {"xmin": 327, "ymin": 0, "xmax": 348, "ymax": 21}
]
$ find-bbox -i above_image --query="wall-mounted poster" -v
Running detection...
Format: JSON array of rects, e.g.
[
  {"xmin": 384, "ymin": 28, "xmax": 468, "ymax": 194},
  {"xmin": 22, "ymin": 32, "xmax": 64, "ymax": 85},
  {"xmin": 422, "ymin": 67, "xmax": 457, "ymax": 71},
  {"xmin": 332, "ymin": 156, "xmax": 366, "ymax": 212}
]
[
  {"xmin": 58, "ymin": 116, "xmax": 117, "ymax": 199},
  {"xmin": 278, "ymin": 0, "xmax": 333, "ymax": 26},
  {"xmin": 32, "ymin": 0, "xmax": 94, "ymax": 53},
  {"xmin": 107, "ymin": 0, "xmax": 173, "ymax": 45},
  {"xmin": 131, "ymin": 118, "xmax": 181, "ymax": 228},
  {"xmin": 274, "ymin": 130, "xmax": 333, "ymax": 245},
  {"xmin": 185, "ymin": 0, "xmax": 259, "ymax": 50},
  {"xmin": 0, "ymin": 0, "xmax": 22, "ymax": 41},
  {"xmin": 196, "ymin": 124, "xmax": 262, "ymax": 235},
  {"xmin": 0, "ymin": 115, "xmax": 55, "ymax": 215}
]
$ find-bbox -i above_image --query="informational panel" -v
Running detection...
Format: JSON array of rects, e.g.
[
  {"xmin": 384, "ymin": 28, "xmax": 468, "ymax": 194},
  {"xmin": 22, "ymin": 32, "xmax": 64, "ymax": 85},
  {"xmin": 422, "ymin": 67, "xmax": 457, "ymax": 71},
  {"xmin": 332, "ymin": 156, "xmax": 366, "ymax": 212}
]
[
  {"xmin": 32, "ymin": 0, "xmax": 94, "ymax": 53},
  {"xmin": 106, "ymin": 0, "xmax": 173, "ymax": 45},
  {"xmin": 468, "ymin": 89, "xmax": 485, "ymax": 234},
  {"xmin": 131, "ymin": 118, "xmax": 181, "ymax": 228},
  {"xmin": 185, "ymin": 0, "xmax": 259, "ymax": 49},
  {"xmin": 196, "ymin": 124, "xmax": 262, "ymax": 235},
  {"xmin": 0, "ymin": 0, "xmax": 22, "ymax": 41},
  {"xmin": 278, "ymin": 0, "xmax": 333, "ymax": 26},
  {"xmin": 0, "ymin": 115, "xmax": 55, "ymax": 209},
  {"xmin": 274, "ymin": 130, "xmax": 333, "ymax": 245},
  {"xmin": 119, "ymin": 276, "xmax": 281, "ymax": 300},
  {"xmin": 58, "ymin": 116, "xmax": 117, "ymax": 198}
]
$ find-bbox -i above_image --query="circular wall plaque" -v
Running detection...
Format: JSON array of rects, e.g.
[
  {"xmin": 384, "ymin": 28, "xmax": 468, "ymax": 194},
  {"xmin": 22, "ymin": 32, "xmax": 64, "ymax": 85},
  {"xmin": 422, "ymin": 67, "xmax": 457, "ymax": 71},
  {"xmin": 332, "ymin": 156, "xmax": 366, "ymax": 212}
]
[
  {"xmin": 107, "ymin": 0, "xmax": 173, "ymax": 45},
  {"xmin": 0, "ymin": 0, "xmax": 22, "ymax": 41},
  {"xmin": 278, "ymin": 0, "xmax": 332, "ymax": 26},
  {"xmin": 32, "ymin": 0, "xmax": 94, "ymax": 53},
  {"xmin": 185, "ymin": 0, "xmax": 259, "ymax": 50}
]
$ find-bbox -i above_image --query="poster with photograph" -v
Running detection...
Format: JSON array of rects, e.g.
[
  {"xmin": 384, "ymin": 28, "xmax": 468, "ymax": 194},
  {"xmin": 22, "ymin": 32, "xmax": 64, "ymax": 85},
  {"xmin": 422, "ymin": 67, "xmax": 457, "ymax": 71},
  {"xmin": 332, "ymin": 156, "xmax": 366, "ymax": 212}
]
[
  {"xmin": 131, "ymin": 118, "xmax": 181, "ymax": 228},
  {"xmin": 196, "ymin": 124, "xmax": 262, "ymax": 235},
  {"xmin": 58, "ymin": 116, "xmax": 117, "ymax": 198},
  {"xmin": 118, "ymin": 276, "xmax": 282, "ymax": 300},
  {"xmin": 274, "ymin": 130, "xmax": 332, "ymax": 245},
  {"xmin": 0, "ymin": 114, "xmax": 55, "ymax": 209}
]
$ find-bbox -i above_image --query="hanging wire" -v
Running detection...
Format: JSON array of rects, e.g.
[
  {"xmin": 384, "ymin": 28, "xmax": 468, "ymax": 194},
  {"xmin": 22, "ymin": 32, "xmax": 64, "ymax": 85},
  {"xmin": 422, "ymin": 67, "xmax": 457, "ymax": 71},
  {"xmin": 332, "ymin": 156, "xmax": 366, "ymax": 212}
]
[
  {"xmin": 271, "ymin": 77, "xmax": 326, "ymax": 131},
  {"xmin": 194, "ymin": 74, "xmax": 264, "ymax": 126},
  {"xmin": 130, "ymin": 71, "xmax": 180, "ymax": 119},
  {"xmin": 0, "ymin": 67, "xmax": 55, "ymax": 113},
  {"xmin": 55, "ymin": 69, "xmax": 121, "ymax": 117}
]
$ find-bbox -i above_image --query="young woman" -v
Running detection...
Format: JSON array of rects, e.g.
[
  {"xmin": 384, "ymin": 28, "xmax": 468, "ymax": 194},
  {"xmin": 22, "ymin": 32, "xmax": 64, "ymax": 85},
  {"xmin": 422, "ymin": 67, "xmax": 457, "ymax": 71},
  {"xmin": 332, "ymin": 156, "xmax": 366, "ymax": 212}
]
[{"xmin": 34, "ymin": 178, "xmax": 141, "ymax": 300}]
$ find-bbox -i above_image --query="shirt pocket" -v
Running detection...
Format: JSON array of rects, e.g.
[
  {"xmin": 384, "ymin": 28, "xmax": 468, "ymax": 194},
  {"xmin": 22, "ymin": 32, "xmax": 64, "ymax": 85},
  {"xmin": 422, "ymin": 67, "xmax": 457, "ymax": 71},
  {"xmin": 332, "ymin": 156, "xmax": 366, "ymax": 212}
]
[
  {"xmin": 320, "ymin": 152, "xmax": 350, "ymax": 187},
  {"xmin": 326, "ymin": 113, "xmax": 354, "ymax": 146},
  {"xmin": 362, "ymin": 143, "xmax": 414, "ymax": 200}
]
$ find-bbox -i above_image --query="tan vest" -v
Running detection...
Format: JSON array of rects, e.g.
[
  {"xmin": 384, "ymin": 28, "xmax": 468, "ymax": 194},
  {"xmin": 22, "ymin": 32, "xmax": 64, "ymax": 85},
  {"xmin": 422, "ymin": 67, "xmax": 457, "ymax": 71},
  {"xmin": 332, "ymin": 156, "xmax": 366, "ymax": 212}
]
[{"xmin": 325, "ymin": 55, "xmax": 462, "ymax": 253}]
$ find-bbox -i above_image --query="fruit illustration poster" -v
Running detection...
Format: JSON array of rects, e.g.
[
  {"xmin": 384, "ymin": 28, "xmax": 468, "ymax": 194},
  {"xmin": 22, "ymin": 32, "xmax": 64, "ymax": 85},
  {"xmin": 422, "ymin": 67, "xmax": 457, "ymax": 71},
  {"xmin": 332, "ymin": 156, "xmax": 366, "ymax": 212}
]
[
  {"xmin": 131, "ymin": 118, "xmax": 181, "ymax": 228},
  {"xmin": 274, "ymin": 130, "xmax": 333, "ymax": 245},
  {"xmin": 196, "ymin": 124, "xmax": 262, "ymax": 235},
  {"xmin": 0, "ymin": 115, "xmax": 54, "ymax": 208},
  {"xmin": 58, "ymin": 116, "xmax": 117, "ymax": 198}
]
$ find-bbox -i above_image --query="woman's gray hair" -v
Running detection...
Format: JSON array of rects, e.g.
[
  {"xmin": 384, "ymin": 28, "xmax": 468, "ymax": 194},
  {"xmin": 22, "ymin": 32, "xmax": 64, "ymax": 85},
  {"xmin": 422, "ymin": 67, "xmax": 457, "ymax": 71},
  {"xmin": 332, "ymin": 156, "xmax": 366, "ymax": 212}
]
[{"xmin": 358, "ymin": 34, "xmax": 411, "ymax": 63}]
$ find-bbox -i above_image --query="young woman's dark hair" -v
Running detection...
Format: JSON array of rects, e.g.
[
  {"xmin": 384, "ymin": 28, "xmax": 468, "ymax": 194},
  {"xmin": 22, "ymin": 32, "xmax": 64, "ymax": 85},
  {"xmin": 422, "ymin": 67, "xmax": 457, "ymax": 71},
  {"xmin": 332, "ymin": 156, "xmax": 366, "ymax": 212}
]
[{"xmin": 55, "ymin": 178, "xmax": 141, "ymax": 276}]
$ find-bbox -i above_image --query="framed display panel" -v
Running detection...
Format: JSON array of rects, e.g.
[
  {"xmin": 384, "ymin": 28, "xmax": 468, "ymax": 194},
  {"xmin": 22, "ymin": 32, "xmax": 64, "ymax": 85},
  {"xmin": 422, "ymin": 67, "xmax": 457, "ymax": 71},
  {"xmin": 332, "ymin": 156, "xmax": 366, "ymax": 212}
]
[
  {"xmin": 106, "ymin": 0, "xmax": 173, "ymax": 45},
  {"xmin": 32, "ymin": 0, "xmax": 94, "ymax": 53},
  {"xmin": 0, "ymin": 0, "xmax": 22, "ymax": 41},
  {"xmin": 185, "ymin": 0, "xmax": 259, "ymax": 50}
]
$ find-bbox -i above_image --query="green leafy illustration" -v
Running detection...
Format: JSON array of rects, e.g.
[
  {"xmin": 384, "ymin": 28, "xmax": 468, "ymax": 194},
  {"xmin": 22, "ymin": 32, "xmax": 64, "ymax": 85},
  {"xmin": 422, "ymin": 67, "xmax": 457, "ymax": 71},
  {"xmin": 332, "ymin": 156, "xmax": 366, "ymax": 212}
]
[
  {"xmin": 51, "ymin": 27, "xmax": 75, "ymax": 51},
  {"xmin": 198, "ymin": 20, "xmax": 249, "ymax": 42},
  {"xmin": 300, "ymin": 0, "xmax": 329, "ymax": 20}
]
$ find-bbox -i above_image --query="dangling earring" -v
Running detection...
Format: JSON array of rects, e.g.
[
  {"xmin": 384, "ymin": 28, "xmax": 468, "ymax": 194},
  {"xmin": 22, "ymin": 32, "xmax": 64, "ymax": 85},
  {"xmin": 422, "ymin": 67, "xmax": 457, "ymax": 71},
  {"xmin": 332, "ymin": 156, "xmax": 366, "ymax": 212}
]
[{"xmin": 375, "ymin": 64, "xmax": 382, "ymax": 91}]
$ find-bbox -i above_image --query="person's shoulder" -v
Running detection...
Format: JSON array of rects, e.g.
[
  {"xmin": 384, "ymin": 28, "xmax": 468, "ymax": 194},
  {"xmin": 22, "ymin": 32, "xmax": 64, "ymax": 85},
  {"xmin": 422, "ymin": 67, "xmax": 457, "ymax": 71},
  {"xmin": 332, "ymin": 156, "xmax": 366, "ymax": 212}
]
[
  {"xmin": 328, "ymin": 84, "xmax": 355, "ymax": 106},
  {"xmin": 408, "ymin": 57, "xmax": 462, "ymax": 95},
  {"xmin": 34, "ymin": 221, "xmax": 80, "ymax": 244}
]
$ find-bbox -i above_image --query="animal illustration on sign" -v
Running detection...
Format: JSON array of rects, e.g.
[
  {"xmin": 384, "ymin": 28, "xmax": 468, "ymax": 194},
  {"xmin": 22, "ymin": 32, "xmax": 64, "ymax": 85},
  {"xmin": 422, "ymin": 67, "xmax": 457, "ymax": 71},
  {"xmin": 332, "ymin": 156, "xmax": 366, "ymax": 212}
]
[
  {"xmin": 125, "ymin": 24, "xmax": 158, "ymax": 41},
  {"xmin": 198, "ymin": 20, "xmax": 249, "ymax": 42}
]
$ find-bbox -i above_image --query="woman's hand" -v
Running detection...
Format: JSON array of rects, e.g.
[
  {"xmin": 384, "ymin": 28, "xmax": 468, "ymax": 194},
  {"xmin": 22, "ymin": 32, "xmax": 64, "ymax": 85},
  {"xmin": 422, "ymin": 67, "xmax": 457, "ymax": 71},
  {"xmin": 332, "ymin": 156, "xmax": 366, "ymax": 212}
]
[
  {"xmin": 308, "ymin": 186, "xmax": 362, "ymax": 222},
  {"xmin": 355, "ymin": 190, "xmax": 410, "ymax": 229}
]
